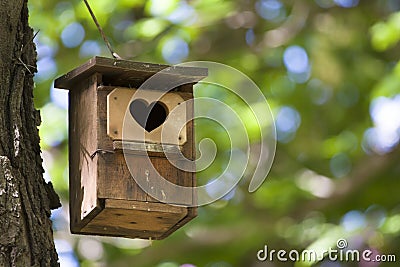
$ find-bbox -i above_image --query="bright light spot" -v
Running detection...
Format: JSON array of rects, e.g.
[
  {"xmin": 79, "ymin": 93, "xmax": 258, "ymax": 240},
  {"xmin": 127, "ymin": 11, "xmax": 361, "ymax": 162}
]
[
  {"xmin": 284, "ymin": 46, "xmax": 311, "ymax": 83},
  {"xmin": 371, "ymin": 96, "xmax": 400, "ymax": 137},
  {"xmin": 59, "ymin": 254, "xmax": 79, "ymax": 267},
  {"xmin": 55, "ymin": 239, "xmax": 79, "ymax": 267},
  {"xmin": 149, "ymin": 0, "xmax": 177, "ymax": 16},
  {"xmin": 255, "ymin": 0, "xmax": 285, "ymax": 21},
  {"xmin": 283, "ymin": 46, "xmax": 309, "ymax": 73},
  {"xmin": 334, "ymin": 0, "xmax": 359, "ymax": 8},
  {"xmin": 41, "ymin": 150, "xmax": 54, "ymax": 181},
  {"xmin": 341, "ymin": 210, "xmax": 366, "ymax": 232},
  {"xmin": 205, "ymin": 171, "xmax": 239, "ymax": 201},
  {"xmin": 61, "ymin": 22, "xmax": 85, "ymax": 48},
  {"xmin": 50, "ymin": 86, "xmax": 68, "ymax": 110},
  {"xmin": 36, "ymin": 57, "xmax": 57, "ymax": 82},
  {"xmin": 276, "ymin": 106, "xmax": 301, "ymax": 132},
  {"xmin": 276, "ymin": 106, "xmax": 301, "ymax": 142},
  {"xmin": 245, "ymin": 29, "xmax": 255, "ymax": 45},
  {"xmin": 78, "ymin": 238, "xmax": 104, "ymax": 261},
  {"xmin": 364, "ymin": 95, "xmax": 400, "ymax": 154},
  {"xmin": 167, "ymin": 1, "xmax": 197, "ymax": 25},
  {"xmin": 40, "ymin": 103, "xmax": 67, "ymax": 147},
  {"xmin": 162, "ymin": 37, "xmax": 189, "ymax": 64},
  {"xmin": 363, "ymin": 128, "xmax": 397, "ymax": 154},
  {"xmin": 112, "ymin": 238, "xmax": 151, "ymax": 249},
  {"xmin": 36, "ymin": 43, "xmax": 56, "ymax": 59},
  {"xmin": 55, "ymin": 239, "xmax": 73, "ymax": 254},
  {"xmin": 296, "ymin": 170, "xmax": 335, "ymax": 198},
  {"xmin": 330, "ymin": 153, "xmax": 352, "ymax": 178},
  {"xmin": 382, "ymin": 214, "xmax": 400, "ymax": 234},
  {"xmin": 79, "ymin": 40, "xmax": 101, "ymax": 58},
  {"xmin": 138, "ymin": 19, "xmax": 168, "ymax": 38}
]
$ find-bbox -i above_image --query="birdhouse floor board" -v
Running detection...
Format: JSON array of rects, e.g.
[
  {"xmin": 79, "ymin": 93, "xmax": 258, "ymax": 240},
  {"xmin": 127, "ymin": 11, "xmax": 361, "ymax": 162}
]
[{"xmin": 75, "ymin": 199, "xmax": 193, "ymax": 239}]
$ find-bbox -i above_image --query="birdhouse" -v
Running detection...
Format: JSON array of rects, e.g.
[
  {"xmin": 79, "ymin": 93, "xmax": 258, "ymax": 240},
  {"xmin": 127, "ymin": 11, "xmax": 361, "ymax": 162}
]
[{"xmin": 54, "ymin": 56, "xmax": 207, "ymax": 239}]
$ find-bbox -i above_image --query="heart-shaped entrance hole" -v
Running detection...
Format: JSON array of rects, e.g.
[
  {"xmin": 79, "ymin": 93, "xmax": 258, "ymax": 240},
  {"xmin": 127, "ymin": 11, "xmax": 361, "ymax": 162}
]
[{"xmin": 129, "ymin": 99, "xmax": 168, "ymax": 132}]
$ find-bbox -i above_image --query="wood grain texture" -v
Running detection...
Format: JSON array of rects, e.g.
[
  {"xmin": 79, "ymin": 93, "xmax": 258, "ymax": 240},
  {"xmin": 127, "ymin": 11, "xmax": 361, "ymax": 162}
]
[
  {"xmin": 0, "ymin": 1, "xmax": 60, "ymax": 266},
  {"xmin": 106, "ymin": 87, "xmax": 187, "ymax": 145},
  {"xmin": 54, "ymin": 56, "xmax": 207, "ymax": 91},
  {"xmin": 96, "ymin": 85, "xmax": 195, "ymax": 205},
  {"xmin": 55, "ymin": 57, "xmax": 203, "ymax": 239},
  {"xmin": 80, "ymin": 199, "xmax": 189, "ymax": 239},
  {"xmin": 69, "ymin": 74, "xmax": 102, "ymax": 231}
]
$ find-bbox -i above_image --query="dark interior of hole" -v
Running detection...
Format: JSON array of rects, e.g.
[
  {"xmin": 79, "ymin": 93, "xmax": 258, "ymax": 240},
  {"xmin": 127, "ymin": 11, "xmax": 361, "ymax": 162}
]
[{"xmin": 129, "ymin": 100, "xmax": 168, "ymax": 132}]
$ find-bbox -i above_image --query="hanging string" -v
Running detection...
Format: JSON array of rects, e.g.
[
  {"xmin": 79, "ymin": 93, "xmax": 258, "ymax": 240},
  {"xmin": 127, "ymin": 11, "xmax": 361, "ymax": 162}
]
[{"xmin": 83, "ymin": 0, "xmax": 121, "ymax": 59}]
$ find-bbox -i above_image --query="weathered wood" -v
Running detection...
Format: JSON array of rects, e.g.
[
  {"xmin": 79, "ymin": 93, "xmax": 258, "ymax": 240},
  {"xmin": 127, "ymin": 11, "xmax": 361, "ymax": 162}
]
[
  {"xmin": 96, "ymin": 153, "xmax": 194, "ymax": 205},
  {"xmin": 55, "ymin": 57, "xmax": 204, "ymax": 239},
  {"xmin": 69, "ymin": 74, "xmax": 102, "ymax": 231},
  {"xmin": 113, "ymin": 141, "xmax": 182, "ymax": 154},
  {"xmin": 54, "ymin": 56, "xmax": 207, "ymax": 91},
  {"xmin": 106, "ymin": 87, "xmax": 187, "ymax": 145},
  {"xmin": 0, "ymin": 1, "xmax": 60, "ymax": 266},
  {"xmin": 79, "ymin": 199, "xmax": 189, "ymax": 239}
]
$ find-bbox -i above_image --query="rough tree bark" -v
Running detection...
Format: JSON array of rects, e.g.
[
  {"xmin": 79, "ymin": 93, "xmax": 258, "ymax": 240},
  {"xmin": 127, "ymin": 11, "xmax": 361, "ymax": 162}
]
[{"xmin": 0, "ymin": 1, "xmax": 61, "ymax": 266}]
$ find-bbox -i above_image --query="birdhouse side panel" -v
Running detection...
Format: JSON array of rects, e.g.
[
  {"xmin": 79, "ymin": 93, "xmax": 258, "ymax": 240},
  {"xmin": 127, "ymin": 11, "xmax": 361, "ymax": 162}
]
[{"xmin": 69, "ymin": 74, "xmax": 102, "ymax": 231}]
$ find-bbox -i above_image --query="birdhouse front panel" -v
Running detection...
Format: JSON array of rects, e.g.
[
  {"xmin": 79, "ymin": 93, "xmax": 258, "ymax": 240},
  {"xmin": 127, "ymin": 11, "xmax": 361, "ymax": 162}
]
[
  {"xmin": 107, "ymin": 87, "xmax": 188, "ymax": 146},
  {"xmin": 54, "ymin": 57, "xmax": 207, "ymax": 239}
]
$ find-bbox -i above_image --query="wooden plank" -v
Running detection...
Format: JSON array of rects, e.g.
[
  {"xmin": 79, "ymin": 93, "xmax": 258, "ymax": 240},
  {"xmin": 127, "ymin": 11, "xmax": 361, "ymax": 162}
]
[
  {"xmin": 105, "ymin": 198, "xmax": 186, "ymax": 213},
  {"xmin": 54, "ymin": 56, "xmax": 207, "ymax": 91},
  {"xmin": 69, "ymin": 73, "xmax": 102, "ymax": 231},
  {"xmin": 96, "ymin": 87, "xmax": 148, "ymax": 202},
  {"xmin": 113, "ymin": 141, "xmax": 182, "ymax": 155},
  {"xmin": 106, "ymin": 87, "xmax": 187, "ymax": 145},
  {"xmin": 159, "ymin": 207, "xmax": 197, "ymax": 239},
  {"xmin": 97, "ymin": 153, "xmax": 194, "ymax": 205},
  {"xmin": 97, "ymin": 152, "xmax": 148, "ymax": 202},
  {"xmin": 81, "ymin": 199, "xmax": 188, "ymax": 239},
  {"xmin": 96, "ymin": 85, "xmax": 195, "ymax": 205}
]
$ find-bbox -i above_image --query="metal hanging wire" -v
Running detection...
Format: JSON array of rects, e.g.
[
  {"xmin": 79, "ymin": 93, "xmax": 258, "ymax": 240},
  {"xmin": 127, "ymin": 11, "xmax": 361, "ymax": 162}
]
[{"xmin": 83, "ymin": 0, "xmax": 121, "ymax": 59}]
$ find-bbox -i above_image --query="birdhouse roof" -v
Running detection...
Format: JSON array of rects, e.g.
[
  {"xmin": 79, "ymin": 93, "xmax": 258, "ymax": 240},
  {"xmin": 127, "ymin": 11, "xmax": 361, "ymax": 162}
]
[{"xmin": 54, "ymin": 56, "xmax": 208, "ymax": 92}]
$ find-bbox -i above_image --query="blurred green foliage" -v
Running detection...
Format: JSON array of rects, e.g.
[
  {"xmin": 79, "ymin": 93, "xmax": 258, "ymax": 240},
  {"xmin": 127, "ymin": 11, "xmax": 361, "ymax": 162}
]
[{"xmin": 29, "ymin": 0, "xmax": 400, "ymax": 266}]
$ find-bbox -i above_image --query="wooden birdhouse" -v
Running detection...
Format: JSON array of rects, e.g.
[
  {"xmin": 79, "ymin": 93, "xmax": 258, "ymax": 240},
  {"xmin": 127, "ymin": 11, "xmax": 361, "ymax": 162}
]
[{"xmin": 54, "ymin": 56, "xmax": 207, "ymax": 239}]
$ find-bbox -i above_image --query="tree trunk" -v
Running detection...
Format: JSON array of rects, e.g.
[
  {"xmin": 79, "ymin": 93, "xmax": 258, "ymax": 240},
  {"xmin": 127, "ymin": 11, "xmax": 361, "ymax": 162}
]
[{"xmin": 0, "ymin": 1, "xmax": 60, "ymax": 266}]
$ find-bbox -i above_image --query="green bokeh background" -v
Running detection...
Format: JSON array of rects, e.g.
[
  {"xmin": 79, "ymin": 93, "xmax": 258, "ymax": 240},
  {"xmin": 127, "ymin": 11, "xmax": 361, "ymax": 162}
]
[{"xmin": 29, "ymin": 0, "xmax": 400, "ymax": 266}]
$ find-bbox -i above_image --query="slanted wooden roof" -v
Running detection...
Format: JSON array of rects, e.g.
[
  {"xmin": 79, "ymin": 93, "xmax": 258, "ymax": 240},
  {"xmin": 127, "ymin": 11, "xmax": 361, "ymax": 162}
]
[{"xmin": 54, "ymin": 56, "xmax": 208, "ymax": 91}]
